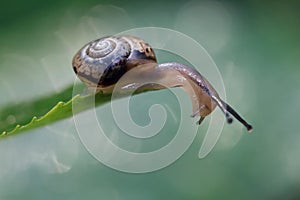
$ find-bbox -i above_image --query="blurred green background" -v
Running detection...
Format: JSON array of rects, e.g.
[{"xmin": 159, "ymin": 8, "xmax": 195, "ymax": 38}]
[{"xmin": 0, "ymin": 0, "xmax": 300, "ymax": 199}]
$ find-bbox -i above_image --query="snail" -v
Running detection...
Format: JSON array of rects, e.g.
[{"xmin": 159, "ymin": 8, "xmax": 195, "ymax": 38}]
[{"xmin": 72, "ymin": 35, "xmax": 253, "ymax": 131}]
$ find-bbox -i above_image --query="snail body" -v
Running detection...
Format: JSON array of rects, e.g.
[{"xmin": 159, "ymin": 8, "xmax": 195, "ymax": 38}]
[{"xmin": 72, "ymin": 35, "xmax": 253, "ymax": 131}]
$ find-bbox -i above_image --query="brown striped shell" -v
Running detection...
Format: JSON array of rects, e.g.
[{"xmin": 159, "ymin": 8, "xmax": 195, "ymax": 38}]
[{"xmin": 72, "ymin": 36, "xmax": 157, "ymax": 90}]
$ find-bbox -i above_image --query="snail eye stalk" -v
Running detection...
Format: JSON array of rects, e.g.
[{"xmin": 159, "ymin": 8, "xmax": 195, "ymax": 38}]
[{"xmin": 221, "ymin": 100, "xmax": 253, "ymax": 132}]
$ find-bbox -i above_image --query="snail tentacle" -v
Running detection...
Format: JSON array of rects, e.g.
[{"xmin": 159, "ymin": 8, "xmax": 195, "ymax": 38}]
[{"xmin": 220, "ymin": 100, "xmax": 253, "ymax": 132}]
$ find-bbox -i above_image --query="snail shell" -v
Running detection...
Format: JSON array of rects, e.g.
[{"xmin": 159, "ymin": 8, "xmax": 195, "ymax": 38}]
[{"xmin": 72, "ymin": 36, "xmax": 156, "ymax": 89}]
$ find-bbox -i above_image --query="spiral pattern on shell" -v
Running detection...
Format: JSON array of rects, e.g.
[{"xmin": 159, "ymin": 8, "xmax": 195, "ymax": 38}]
[
  {"xmin": 72, "ymin": 36, "xmax": 131, "ymax": 87},
  {"xmin": 86, "ymin": 37, "xmax": 130, "ymax": 59}
]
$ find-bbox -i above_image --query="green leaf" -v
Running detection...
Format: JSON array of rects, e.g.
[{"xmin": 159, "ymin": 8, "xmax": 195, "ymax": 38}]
[
  {"xmin": 0, "ymin": 83, "xmax": 153, "ymax": 139},
  {"xmin": 0, "ymin": 84, "xmax": 76, "ymax": 133}
]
